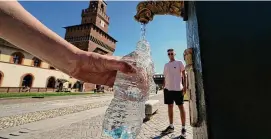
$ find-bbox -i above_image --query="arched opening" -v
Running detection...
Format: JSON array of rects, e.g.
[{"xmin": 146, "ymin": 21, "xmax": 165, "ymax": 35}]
[
  {"xmin": 46, "ymin": 76, "xmax": 56, "ymax": 88},
  {"xmin": 49, "ymin": 66, "xmax": 55, "ymax": 70},
  {"xmin": 32, "ymin": 57, "xmax": 42, "ymax": 67},
  {"xmin": 101, "ymin": 4, "xmax": 104, "ymax": 12},
  {"xmin": 57, "ymin": 83, "xmax": 63, "ymax": 92},
  {"xmin": 73, "ymin": 81, "xmax": 80, "ymax": 89},
  {"xmin": 21, "ymin": 74, "xmax": 34, "ymax": 87},
  {"xmin": 73, "ymin": 81, "xmax": 84, "ymax": 92},
  {"xmin": 11, "ymin": 52, "xmax": 24, "ymax": 64},
  {"xmin": 0, "ymin": 71, "xmax": 3, "ymax": 87}
]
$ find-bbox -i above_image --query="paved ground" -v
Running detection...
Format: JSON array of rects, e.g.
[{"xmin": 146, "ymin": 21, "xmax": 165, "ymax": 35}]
[
  {"xmin": 0, "ymin": 95, "xmax": 113, "ymax": 117},
  {"xmin": 0, "ymin": 91, "xmax": 192, "ymax": 139},
  {"xmin": 0, "ymin": 93, "xmax": 112, "ymax": 105}
]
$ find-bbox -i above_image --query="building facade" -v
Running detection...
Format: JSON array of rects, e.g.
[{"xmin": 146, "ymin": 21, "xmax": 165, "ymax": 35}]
[
  {"xmin": 64, "ymin": 0, "xmax": 117, "ymax": 91},
  {"xmin": 0, "ymin": 38, "xmax": 73, "ymax": 90}
]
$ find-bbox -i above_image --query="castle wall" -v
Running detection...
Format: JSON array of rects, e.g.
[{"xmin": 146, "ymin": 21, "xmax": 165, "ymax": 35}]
[{"xmin": 0, "ymin": 62, "xmax": 69, "ymax": 87}]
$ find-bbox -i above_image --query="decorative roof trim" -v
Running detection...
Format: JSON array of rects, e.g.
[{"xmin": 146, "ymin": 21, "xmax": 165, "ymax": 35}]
[
  {"xmin": 63, "ymin": 23, "xmax": 117, "ymax": 43},
  {"xmin": 89, "ymin": 35, "xmax": 115, "ymax": 52}
]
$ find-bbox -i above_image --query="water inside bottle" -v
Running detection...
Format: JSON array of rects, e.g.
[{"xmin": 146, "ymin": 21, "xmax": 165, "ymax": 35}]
[{"xmin": 102, "ymin": 24, "xmax": 155, "ymax": 139}]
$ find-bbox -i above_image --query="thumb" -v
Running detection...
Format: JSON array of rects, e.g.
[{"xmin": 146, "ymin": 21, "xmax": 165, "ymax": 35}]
[
  {"xmin": 106, "ymin": 59, "xmax": 136, "ymax": 74},
  {"xmin": 116, "ymin": 60, "xmax": 137, "ymax": 74}
]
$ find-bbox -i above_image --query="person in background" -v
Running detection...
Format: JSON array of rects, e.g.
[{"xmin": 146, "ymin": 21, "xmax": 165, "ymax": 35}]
[
  {"xmin": 156, "ymin": 84, "xmax": 159, "ymax": 94},
  {"xmin": 162, "ymin": 48, "xmax": 187, "ymax": 138},
  {"xmin": 0, "ymin": 1, "xmax": 135, "ymax": 87}
]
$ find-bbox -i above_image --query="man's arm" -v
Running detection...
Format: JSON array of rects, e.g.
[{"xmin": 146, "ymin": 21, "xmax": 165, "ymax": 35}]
[
  {"xmin": 182, "ymin": 70, "xmax": 187, "ymax": 92},
  {"xmin": 163, "ymin": 79, "xmax": 166, "ymax": 89},
  {"xmin": 180, "ymin": 62, "xmax": 186, "ymax": 94},
  {"xmin": 163, "ymin": 65, "xmax": 166, "ymax": 88},
  {"xmin": 0, "ymin": 1, "xmax": 80, "ymax": 75},
  {"xmin": 0, "ymin": 1, "xmax": 137, "ymax": 86}
]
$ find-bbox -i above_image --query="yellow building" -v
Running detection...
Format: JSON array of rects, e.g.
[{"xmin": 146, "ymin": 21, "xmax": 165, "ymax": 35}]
[{"xmin": 0, "ymin": 38, "xmax": 82, "ymax": 92}]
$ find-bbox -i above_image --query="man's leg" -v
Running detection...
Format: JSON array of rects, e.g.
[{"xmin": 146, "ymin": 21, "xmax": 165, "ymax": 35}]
[
  {"xmin": 175, "ymin": 91, "xmax": 186, "ymax": 137},
  {"xmin": 168, "ymin": 104, "xmax": 174, "ymax": 125},
  {"xmin": 162, "ymin": 89, "xmax": 174, "ymax": 134},
  {"xmin": 178, "ymin": 104, "xmax": 186, "ymax": 127}
]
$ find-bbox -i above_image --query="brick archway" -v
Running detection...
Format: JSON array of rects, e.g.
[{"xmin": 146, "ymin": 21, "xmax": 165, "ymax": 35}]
[
  {"xmin": 0, "ymin": 71, "xmax": 3, "ymax": 87},
  {"xmin": 32, "ymin": 57, "xmax": 42, "ymax": 67},
  {"xmin": 46, "ymin": 76, "xmax": 56, "ymax": 88},
  {"xmin": 10, "ymin": 52, "xmax": 25, "ymax": 65},
  {"xmin": 20, "ymin": 73, "xmax": 35, "ymax": 87}
]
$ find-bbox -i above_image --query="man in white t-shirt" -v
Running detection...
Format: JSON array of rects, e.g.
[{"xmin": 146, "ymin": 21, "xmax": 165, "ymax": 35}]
[{"xmin": 161, "ymin": 48, "xmax": 187, "ymax": 138}]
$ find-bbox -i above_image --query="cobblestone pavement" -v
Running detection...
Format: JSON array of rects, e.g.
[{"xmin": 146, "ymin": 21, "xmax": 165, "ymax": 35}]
[
  {"xmin": 0, "ymin": 95, "xmax": 113, "ymax": 117},
  {"xmin": 0, "ymin": 100, "xmax": 111, "ymax": 130},
  {"xmin": 0, "ymin": 93, "xmax": 113, "ymax": 105},
  {"xmin": 27, "ymin": 93, "xmax": 192, "ymax": 139},
  {"xmin": 0, "ymin": 95, "xmax": 113, "ymax": 130}
]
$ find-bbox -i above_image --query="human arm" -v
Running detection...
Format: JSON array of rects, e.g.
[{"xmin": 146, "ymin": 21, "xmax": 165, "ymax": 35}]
[
  {"xmin": 0, "ymin": 1, "xmax": 79, "ymax": 75},
  {"xmin": 163, "ymin": 64, "xmax": 166, "ymax": 89},
  {"xmin": 0, "ymin": 1, "xmax": 135, "ymax": 86},
  {"xmin": 180, "ymin": 61, "xmax": 186, "ymax": 95}
]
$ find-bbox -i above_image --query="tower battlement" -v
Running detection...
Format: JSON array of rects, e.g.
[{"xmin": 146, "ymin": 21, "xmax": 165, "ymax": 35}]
[
  {"xmin": 63, "ymin": 0, "xmax": 116, "ymax": 91},
  {"xmin": 81, "ymin": 8, "xmax": 109, "ymax": 22}
]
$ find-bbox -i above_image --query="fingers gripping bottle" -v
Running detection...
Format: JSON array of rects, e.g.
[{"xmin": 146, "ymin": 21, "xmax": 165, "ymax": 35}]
[{"xmin": 101, "ymin": 36, "xmax": 155, "ymax": 138}]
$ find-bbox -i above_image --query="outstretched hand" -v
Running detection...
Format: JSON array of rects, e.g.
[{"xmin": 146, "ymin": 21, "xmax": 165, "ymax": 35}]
[
  {"xmin": 70, "ymin": 51, "xmax": 137, "ymax": 87},
  {"xmin": 0, "ymin": 1, "xmax": 136, "ymax": 87}
]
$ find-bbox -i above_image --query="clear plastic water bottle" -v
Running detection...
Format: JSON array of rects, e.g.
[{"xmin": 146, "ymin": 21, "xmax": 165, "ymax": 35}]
[{"xmin": 101, "ymin": 30, "xmax": 155, "ymax": 138}]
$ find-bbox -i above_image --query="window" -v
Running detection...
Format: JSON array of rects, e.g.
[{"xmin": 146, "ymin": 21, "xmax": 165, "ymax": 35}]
[
  {"xmin": 0, "ymin": 71, "xmax": 3, "ymax": 87},
  {"xmin": 11, "ymin": 52, "xmax": 24, "ymax": 64},
  {"xmin": 47, "ymin": 76, "xmax": 56, "ymax": 88},
  {"xmin": 100, "ymin": 20, "xmax": 105, "ymax": 28},
  {"xmin": 21, "ymin": 74, "xmax": 34, "ymax": 87},
  {"xmin": 101, "ymin": 4, "xmax": 104, "ymax": 12},
  {"xmin": 73, "ymin": 81, "xmax": 81, "ymax": 89},
  {"xmin": 49, "ymin": 66, "xmax": 55, "ymax": 70},
  {"xmin": 33, "ymin": 57, "xmax": 41, "ymax": 67}
]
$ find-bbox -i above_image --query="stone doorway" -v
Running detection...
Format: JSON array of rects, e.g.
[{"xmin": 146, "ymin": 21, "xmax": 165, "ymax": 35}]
[{"xmin": 47, "ymin": 76, "xmax": 56, "ymax": 88}]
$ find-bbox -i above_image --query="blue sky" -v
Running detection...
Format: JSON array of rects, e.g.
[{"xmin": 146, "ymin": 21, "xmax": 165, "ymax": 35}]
[{"xmin": 20, "ymin": 1, "xmax": 187, "ymax": 73}]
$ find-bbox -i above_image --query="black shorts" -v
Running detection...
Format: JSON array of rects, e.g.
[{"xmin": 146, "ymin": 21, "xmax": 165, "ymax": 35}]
[{"xmin": 164, "ymin": 88, "xmax": 184, "ymax": 105}]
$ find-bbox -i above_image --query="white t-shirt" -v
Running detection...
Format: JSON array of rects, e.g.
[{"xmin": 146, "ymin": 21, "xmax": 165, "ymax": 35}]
[{"xmin": 163, "ymin": 60, "xmax": 185, "ymax": 91}]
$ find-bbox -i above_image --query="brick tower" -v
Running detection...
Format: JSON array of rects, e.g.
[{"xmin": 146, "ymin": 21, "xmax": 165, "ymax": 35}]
[{"xmin": 64, "ymin": 0, "xmax": 117, "ymax": 91}]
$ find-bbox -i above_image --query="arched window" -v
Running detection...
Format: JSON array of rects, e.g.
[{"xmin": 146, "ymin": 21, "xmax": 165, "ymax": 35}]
[
  {"xmin": 73, "ymin": 81, "xmax": 80, "ymax": 89},
  {"xmin": 49, "ymin": 66, "xmax": 55, "ymax": 70},
  {"xmin": 32, "ymin": 57, "xmax": 41, "ymax": 67},
  {"xmin": 46, "ymin": 76, "xmax": 56, "ymax": 88},
  {"xmin": 101, "ymin": 4, "xmax": 104, "ymax": 12},
  {"xmin": 11, "ymin": 52, "xmax": 24, "ymax": 64},
  {"xmin": 0, "ymin": 71, "xmax": 3, "ymax": 87},
  {"xmin": 21, "ymin": 74, "xmax": 34, "ymax": 87}
]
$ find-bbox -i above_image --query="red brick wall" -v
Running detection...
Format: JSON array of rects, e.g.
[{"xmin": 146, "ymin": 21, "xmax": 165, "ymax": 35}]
[
  {"xmin": 65, "ymin": 27, "xmax": 90, "ymax": 38},
  {"xmin": 90, "ymin": 28, "xmax": 116, "ymax": 49},
  {"xmin": 83, "ymin": 83, "xmax": 96, "ymax": 92},
  {"xmin": 94, "ymin": 16, "xmax": 109, "ymax": 33}
]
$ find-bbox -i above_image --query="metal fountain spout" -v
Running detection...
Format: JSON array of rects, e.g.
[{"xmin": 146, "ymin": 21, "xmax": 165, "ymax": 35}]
[{"xmin": 134, "ymin": 1, "xmax": 185, "ymax": 24}]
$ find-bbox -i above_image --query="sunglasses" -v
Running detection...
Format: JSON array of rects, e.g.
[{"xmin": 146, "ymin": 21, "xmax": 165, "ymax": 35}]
[{"xmin": 168, "ymin": 53, "xmax": 174, "ymax": 56}]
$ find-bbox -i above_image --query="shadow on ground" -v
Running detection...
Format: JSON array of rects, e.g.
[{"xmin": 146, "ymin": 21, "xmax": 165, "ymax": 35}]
[{"xmin": 152, "ymin": 133, "xmax": 186, "ymax": 139}]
